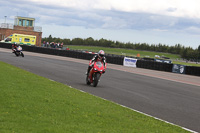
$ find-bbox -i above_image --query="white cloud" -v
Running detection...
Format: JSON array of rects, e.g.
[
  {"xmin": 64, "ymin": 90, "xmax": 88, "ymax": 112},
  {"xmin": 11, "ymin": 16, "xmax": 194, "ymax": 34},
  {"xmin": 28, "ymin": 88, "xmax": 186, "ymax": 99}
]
[
  {"xmin": 184, "ymin": 26, "xmax": 200, "ymax": 34},
  {"xmin": 1, "ymin": 0, "xmax": 200, "ymax": 48},
  {"xmin": 101, "ymin": 17, "xmax": 127, "ymax": 29},
  {"xmin": 29, "ymin": 0, "xmax": 200, "ymax": 18}
]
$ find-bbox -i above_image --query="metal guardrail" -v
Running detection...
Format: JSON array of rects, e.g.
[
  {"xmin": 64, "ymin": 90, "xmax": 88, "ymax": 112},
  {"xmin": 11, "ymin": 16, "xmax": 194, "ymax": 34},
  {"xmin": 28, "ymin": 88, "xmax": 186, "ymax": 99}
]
[
  {"xmin": 34, "ymin": 26, "xmax": 42, "ymax": 32},
  {"xmin": 0, "ymin": 23, "xmax": 14, "ymax": 29},
  {"xmin": 0, "ymin": 23, "xmax": 42, "ymax": 32}
]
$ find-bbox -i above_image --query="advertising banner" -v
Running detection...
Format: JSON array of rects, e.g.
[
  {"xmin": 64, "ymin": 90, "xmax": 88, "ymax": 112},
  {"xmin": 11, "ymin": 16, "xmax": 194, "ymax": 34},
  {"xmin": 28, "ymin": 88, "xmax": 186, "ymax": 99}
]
[
  {"xmin": 172, "ymin": 64, "xmax": 186, "ymax": 74},
  {"xmin": 155, "ymin": 59, "xmax": 172, "ymax": 64},
  {"xmin": 123, "ymin": 57, "xmax": 137, "ymax": 67}
]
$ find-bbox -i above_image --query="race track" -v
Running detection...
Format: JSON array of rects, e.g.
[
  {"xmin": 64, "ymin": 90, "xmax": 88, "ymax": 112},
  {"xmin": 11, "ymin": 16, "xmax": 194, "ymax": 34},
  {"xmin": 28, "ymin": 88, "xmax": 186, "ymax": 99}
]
[{"xmin": 0, "ymin": 48, "xmax": 200, "ymax": 132}]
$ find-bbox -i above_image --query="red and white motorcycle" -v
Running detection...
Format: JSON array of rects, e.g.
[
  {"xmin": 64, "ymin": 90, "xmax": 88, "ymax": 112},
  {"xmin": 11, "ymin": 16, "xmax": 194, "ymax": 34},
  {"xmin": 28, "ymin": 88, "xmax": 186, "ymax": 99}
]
[{"xmin": 86, "ymin": 60, "xmax": 107, "ymax": 87}]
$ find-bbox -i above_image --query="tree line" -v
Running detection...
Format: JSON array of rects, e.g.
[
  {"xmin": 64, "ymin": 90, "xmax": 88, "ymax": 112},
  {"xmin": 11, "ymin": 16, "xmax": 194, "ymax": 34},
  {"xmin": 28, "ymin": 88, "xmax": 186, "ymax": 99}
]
[{"xmin": 42, "ymin": 35, "xmax": 200, "ymax": 61}]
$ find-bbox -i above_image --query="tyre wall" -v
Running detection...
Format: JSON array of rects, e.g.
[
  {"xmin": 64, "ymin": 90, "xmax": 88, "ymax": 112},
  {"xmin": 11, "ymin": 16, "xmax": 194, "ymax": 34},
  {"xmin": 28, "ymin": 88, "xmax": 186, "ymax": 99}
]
[{"xmin": 0, "ymin": 42, "xmax": 199, "ymax": 76}]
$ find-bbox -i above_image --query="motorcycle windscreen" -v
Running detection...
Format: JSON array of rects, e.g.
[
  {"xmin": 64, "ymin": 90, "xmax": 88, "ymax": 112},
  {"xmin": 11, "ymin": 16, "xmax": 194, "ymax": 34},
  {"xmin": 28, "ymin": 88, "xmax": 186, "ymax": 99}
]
[
  {"xmin": 95, "ymin": 61, "xmax": 104, "ymax": 70},
  {"xmin": 17, "ymin": 46, "xmax": 22, "ymax": 51}
]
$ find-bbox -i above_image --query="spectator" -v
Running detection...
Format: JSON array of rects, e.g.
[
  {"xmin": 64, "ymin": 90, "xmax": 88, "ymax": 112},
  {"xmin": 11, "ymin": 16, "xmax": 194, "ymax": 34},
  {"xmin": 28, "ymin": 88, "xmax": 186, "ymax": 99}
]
[
  {"xmin": 50, "ymin": 42, "xmax": 54, "ymax": 48},
  {"xmin": 60, "ymin": 42, "xmax": 63, "ymax": 49},
  {"xmin": 54, "ymin": 43, "xmax": 57, "ymax": 48},
  {"xmin": 46, "ymin": 42, "xmax": 49, "ymax": 48},
  {"xmin": 43, "ymin": 41, "xmax": 45, "ymax": 47}
]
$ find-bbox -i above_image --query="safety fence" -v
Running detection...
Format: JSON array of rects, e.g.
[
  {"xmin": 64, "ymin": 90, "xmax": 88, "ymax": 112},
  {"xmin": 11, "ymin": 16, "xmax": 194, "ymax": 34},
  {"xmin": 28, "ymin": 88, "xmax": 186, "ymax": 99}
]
[{"xmin": 0, "ymin": 42, "xmax": 199, "ymax": 76}]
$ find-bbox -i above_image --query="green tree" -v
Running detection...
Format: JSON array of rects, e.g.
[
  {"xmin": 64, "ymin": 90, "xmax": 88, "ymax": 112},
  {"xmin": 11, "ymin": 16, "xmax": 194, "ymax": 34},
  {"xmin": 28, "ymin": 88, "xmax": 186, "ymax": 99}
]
[
  {"xmin": 42, "ymin": 34, "xmax": 200, "ymax": 61},
  {"xmin": 48, "ymin": 35, "xmax": 53, "ymax": 43},
  {"xmin": 63, "ymin": 38, "xmax": 71, "ymax": 45},
  {"xmin": 84, "ymin": 37, "xmax": 95, "ymax": 46},
  {"xmin": 198, "ymin": 45, "xmax": 200, "ymax": 52},
  {"xmin": 71, "ymin": 38, "xmax": 84, "ymax": 45},
  {"xmin": 197, "ymin": 45, "xmax": 200, "ymax": 60}
]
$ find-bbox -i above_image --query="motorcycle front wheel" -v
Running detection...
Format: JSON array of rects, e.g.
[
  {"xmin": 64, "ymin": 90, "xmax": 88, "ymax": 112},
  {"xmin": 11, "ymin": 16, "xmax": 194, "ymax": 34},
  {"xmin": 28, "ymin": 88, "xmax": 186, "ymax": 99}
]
[
  {"xmin": 93, "ymin": 73, "xmax": 100, "ymax": 87},
  {"xmin": 86, "ymin": 74, "xmax": 91, "ymax": 85},
  {"xmin": 21, "ymin": 52, "xmax": 24, "ymax": 57}
]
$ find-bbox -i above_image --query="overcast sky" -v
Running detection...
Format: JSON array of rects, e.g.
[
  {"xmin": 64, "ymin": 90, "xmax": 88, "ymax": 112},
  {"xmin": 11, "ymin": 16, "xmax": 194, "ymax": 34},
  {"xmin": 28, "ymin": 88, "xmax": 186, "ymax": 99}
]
[{"xmin": 1, "ymin": 0, "xmax": 200, "ymax": 49}]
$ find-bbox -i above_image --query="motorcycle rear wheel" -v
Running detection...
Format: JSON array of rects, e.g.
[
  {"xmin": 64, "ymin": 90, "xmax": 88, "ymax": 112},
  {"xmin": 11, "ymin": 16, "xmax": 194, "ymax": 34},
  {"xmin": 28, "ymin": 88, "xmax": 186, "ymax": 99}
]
[{"xmin": 14, "ymin": 52, "xmax": 19, "ymax": 56}]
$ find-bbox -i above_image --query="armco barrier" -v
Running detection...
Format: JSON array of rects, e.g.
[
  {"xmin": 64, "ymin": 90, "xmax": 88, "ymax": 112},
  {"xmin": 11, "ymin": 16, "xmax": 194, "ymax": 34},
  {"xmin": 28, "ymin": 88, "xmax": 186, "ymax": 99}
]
[
  {"xmin": 0, "ymin": 42, "xmax": 199, "ymax": 76},
  {"xmin": 106, "ymin": 54, "xmax": 124, "ymax": 65},
  {"xmin": 0, "ymin": 42, "xmax": 12, "ymax": 49},
  {"xmin": 136, "ymin": 60, "xmax": 173, "ymax": 72}
]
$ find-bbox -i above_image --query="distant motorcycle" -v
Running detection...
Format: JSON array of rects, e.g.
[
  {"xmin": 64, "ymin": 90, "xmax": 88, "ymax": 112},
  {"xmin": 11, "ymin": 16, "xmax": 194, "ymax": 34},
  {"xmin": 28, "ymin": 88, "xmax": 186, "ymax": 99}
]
[
  {"xmin": 12, "ymin": 46, "xmax": 24, "ymax": 57},
  {"xmin": 86, "ymin": 60, "xmax": 107, "ymax": 87}
]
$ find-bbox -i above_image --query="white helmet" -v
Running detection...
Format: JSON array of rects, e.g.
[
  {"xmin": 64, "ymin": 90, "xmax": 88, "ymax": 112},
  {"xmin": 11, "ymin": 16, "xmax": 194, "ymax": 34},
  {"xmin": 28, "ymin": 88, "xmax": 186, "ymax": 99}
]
[{"xmin": 98, "ymin": 50, "xmax": 105, "ymax": 58}]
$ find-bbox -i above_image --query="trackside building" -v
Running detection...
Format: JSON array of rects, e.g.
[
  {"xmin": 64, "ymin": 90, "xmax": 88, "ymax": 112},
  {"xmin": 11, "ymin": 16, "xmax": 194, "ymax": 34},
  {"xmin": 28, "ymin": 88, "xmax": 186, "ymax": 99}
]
[{"xmin": 0, "ymin": 16, "xmax": 42, "ymax": 46}]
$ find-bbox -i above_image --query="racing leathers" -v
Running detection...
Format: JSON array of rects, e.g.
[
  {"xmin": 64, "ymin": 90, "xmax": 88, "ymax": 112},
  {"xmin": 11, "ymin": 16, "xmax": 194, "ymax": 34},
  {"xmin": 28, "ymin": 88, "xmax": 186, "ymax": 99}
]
[{"xmin": 87, "ymin": 54, "xmax": 106, "ymax": 74}]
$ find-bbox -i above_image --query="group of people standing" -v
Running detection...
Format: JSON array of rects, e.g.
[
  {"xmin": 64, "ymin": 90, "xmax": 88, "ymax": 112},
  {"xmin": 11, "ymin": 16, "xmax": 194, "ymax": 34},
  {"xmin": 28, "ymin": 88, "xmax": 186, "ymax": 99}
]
[{"xmin": 42, "ymin": 41, "xmax": 64, "ymax": 49}]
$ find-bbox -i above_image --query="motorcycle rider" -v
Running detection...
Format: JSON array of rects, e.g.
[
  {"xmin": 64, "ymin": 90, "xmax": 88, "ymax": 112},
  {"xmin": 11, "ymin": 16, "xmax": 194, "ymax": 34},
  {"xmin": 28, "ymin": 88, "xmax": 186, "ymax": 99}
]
[
  {"xmin": 86, "ymin": 50, "xmax": 106, "ymax": 75},
  {"xmin": 12, "ymin": 42, "xmax": 18, "ymax": 53}
]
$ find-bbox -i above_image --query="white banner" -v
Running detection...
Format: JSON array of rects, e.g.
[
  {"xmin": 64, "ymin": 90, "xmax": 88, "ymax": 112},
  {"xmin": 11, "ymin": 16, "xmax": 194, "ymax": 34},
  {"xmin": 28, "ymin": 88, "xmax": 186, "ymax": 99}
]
[{"xmin": 123, "ymin": 57, "xmax": 137, "ymax": 67}]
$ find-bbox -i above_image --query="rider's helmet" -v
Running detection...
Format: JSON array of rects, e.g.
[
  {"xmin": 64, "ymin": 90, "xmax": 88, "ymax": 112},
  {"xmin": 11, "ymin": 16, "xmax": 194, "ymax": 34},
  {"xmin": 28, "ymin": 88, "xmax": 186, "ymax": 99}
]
[{"xmin": 98, "ymin": 50, "xmax": 105, "ymax": 59}]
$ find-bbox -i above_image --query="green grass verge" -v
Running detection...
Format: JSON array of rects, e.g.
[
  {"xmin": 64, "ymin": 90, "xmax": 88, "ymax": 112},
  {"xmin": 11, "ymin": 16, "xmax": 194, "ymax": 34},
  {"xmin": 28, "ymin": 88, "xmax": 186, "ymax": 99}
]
[
  {"xmin": 65, "ymin": 45, "xmax": 180, "ymax": 60},
  {"xmin": 65, "ymin": 45, "xmax": 200, "ymax": 67},
  {"xmin": 0, "ymin": 61, "xmax": 189, "ymax": 133},
  {"xmin": 172, "ymin": 61, "xmax": 200, "ymax": 67}
]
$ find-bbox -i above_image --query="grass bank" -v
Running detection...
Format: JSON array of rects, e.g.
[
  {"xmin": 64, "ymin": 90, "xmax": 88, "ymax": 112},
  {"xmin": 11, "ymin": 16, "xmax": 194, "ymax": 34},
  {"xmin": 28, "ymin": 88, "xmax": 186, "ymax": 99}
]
[{"xmin": 0, "ymin": 61, "xmax": 189, "ymax": 133}]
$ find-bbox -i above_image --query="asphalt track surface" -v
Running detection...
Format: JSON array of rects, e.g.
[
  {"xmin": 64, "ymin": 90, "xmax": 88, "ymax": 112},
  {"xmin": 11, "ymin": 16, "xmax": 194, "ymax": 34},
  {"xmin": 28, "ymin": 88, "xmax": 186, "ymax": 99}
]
[{"xmin": 0, "ymin": 48, "xmax": 200, "ymax": 132}]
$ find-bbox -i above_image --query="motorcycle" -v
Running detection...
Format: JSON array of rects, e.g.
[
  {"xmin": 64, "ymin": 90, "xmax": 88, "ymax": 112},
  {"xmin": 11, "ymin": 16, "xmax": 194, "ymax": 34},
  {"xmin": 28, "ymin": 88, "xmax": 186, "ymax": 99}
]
[
  {"xmin": 86, "ymin": 60, "xmax": 107, "ymax": 87},
  {"xmin": 12, "ymin": 45, "xmax": 24, "ymax": 57}
]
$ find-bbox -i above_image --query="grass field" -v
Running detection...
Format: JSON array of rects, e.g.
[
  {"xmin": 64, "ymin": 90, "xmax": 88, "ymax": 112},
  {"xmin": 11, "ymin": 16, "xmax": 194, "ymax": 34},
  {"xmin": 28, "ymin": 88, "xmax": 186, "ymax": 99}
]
[
  {"xmin": 65, "ymin": 45, "xmax": 180, "ymax": 59},
  {"xmin": 0, "ymin": 61, "xmax": 190, "ymax": 133},
  {"xmin": 65, "ymin": 45, "xmax": 200, "ymax": 67}
]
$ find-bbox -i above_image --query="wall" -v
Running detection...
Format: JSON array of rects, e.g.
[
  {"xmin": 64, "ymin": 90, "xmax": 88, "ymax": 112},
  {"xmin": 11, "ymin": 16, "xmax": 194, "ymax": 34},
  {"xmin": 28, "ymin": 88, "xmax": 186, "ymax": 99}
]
[{"xmin": 0, "ymin": 42, "xmax": 199, "ymax": 76}]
